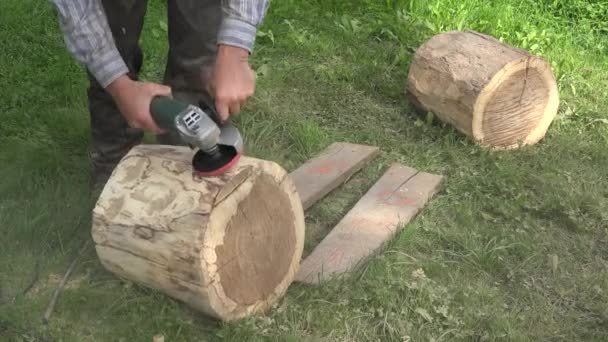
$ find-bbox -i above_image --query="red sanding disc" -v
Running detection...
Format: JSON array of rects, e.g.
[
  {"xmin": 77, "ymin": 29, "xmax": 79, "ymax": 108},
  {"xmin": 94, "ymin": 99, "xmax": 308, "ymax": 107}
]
[{"xmin": 194, "ymin": 152, "xmax": 241, "ymax": 177}]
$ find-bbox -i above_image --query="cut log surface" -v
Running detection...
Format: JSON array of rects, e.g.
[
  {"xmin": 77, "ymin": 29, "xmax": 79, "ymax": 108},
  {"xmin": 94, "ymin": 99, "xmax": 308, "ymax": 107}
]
[
  {"xmin": 295, "ymin": 163, "xmax": 444, "ymax": 284},
  {"xmin": 91, "ymin": 145, "xmax": 305, "ymax": 321},
  {"xmin": 289, "ymin": 142, "xmax": 380, "ymax": 210},
  {"xmin": 407, "ymin": 30, "xmax": 559, "ymax": 149}
]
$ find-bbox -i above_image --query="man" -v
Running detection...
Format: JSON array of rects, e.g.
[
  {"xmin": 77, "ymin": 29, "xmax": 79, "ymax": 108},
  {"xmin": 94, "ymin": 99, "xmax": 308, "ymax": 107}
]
[{"xmin": 49, "ymin": 0, "xmax": 268, "ymax": 189}]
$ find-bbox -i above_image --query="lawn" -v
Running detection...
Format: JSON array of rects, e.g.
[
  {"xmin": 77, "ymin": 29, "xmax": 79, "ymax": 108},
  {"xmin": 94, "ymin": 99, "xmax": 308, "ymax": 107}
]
[{"xmin": 1, "ymin": 0, "xmax": 607, "ymax": 341}]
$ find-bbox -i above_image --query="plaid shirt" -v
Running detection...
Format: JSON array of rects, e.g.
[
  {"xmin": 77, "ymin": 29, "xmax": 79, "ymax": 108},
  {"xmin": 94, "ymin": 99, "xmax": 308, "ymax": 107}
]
[{"xmin": 49, "ymin": 0, "xmax": 268, "ymax": 88}]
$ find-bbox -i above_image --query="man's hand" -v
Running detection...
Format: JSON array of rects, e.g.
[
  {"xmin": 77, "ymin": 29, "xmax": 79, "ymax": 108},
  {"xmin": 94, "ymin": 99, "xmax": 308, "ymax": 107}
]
[
  {"xmin": 106, "ymin": 75, "xmax": 172, "ymax": 134},
  {"xmin": 210, "ymin": 45, "xmax": 256, "ymax": 122}
]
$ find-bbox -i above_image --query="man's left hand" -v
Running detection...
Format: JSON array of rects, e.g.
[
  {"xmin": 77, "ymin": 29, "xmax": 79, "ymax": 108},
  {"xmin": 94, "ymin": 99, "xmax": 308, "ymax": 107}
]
[{"xmin": 210, "ymin": 45, "xmax": 256, "ymax": 122}]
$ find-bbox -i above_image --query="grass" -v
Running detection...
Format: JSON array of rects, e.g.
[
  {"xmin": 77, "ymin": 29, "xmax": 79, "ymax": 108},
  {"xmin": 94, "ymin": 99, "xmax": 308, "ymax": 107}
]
[{"xmin": 1, "ymin": 0, "xmax": 607, "ymax": 340}]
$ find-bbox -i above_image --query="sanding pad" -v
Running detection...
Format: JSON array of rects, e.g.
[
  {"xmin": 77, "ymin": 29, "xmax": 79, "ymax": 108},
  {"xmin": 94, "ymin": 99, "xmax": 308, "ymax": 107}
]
[{"xmin": 192, "ymin": 146, "xmax": 241, "ymax": 177}]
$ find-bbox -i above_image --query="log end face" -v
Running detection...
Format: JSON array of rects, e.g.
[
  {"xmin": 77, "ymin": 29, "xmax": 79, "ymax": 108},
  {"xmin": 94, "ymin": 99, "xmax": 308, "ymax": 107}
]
[
  {"xmin": 203, "ymin": 162, "xmax": 305, "ymax": 320},
  {"xmin": 521, "ymin": 59, "xmax": 560, "ymax": 146},
  {"xmin": 473, "ymin": 57, "xmax": 559, "ymax": 149}
]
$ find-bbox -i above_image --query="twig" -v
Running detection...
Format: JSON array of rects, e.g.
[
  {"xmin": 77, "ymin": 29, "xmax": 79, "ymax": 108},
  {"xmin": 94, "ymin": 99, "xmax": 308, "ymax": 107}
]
[
  {"xmin": 43, "ymin": 239, "xmax": 91, "ymax": 323},
  {"xmin": 22, "ymin": 257, "xmax": 41, "ymax": 296}
]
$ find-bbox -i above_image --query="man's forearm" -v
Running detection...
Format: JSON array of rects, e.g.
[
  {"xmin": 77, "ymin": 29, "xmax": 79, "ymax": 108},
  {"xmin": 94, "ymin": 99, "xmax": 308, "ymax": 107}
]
[
  {"xmin": 49, "ymin": 0, "xmax": 127, "ymax": 88},
  {"xmin": 49, "ymin": 0, "xmax": 268, "ymax": 88},
  {"xmin": 218, "ymin": 0, "xmax": 269, "ymax": 52}
]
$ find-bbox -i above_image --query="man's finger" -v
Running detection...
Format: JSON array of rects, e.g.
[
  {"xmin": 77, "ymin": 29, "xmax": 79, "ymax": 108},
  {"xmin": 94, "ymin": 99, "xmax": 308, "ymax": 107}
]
[
  {"xmin": 229, "ymin": 101, "xmax": 241, "ymax": 116},
  {"xmin": 149, "ymin": 83, "xmax": 172, "ymax": 97},
  {"xmin": 215, "ymin": 99, "xmax": 230, "ymax": 122}
]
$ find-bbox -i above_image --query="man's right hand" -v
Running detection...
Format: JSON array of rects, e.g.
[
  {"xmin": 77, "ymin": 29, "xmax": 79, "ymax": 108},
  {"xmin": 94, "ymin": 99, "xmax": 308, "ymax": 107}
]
[{"xmin": 106, "ymin": 75, "xmax": 172, "ymax": 134}]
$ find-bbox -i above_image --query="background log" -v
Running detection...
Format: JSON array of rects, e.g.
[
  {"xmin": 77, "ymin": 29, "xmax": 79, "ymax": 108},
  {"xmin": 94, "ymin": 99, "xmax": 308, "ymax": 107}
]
[
  {"xmin": 406, "ymin": 30, "xmax": 559, "ymax": 149},
  {"xmin": 91, "ymin": 145, "xmax": 305, "ymax": 321}
]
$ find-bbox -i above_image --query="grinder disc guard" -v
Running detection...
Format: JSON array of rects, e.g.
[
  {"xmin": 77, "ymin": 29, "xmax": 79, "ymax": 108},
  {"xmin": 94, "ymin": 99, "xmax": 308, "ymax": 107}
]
[{"xmin": 192, "ymin": 145, "xmax": 241, "ymax": 177}]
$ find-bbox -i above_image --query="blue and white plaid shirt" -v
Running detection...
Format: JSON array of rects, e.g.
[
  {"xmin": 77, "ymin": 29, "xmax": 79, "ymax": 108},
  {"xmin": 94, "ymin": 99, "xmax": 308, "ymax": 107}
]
[{"xmin": 49, "ymin": 0, "xmax": 268, "ymax": 88}]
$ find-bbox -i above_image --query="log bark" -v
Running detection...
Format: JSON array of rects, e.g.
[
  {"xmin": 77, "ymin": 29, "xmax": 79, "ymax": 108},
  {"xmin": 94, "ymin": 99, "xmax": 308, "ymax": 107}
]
[
  {"xmin": 406, "ymin": 30, "xmax": 559, "ymax": 149},
  {"xmin": 91, "ymin": 145, "xmax": 305, "ymax": 321}
]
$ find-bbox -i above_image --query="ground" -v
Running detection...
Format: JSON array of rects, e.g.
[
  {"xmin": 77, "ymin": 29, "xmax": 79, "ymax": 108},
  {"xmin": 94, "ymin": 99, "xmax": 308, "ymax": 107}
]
[{"xmin": 1, "ymin": 0, "xmax": 607, "ymax": 341}]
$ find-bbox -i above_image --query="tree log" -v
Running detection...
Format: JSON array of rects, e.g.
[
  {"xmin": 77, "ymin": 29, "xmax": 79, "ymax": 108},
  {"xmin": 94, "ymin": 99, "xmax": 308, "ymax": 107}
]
[
  {"xmin": 406, "ymin": 30, "xmax": 559, "ymax": 149},
  {"xmin": 91, "ymin": 145, "xmax": 305, "ymax": 321}
]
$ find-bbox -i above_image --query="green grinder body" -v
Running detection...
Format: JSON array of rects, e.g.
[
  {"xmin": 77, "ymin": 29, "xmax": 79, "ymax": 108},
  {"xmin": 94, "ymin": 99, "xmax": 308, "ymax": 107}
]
[{"xmin": 149, "ymin": 96, "xmax": 190, "ymax": 131}]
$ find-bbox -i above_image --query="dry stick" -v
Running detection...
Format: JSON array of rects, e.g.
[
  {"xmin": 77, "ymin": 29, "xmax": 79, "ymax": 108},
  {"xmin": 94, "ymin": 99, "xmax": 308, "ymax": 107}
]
[
  {"xmin": 43, "ymin": 239, "xmax": 91, "ymax": 323},
  {"xmin": 22, "ymin": 258, "xmax": 41, "ymax": 296}
]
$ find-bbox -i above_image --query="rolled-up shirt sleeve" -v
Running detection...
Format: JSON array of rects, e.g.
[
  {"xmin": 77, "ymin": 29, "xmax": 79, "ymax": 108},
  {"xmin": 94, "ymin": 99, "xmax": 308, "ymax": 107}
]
[
  {"xmin": 218, "ymin": 0, "xmax": 269, "ymax": 52},
  {"xmin": 49, "ymin": 0, "xmax": 128, "ymax": 88}
]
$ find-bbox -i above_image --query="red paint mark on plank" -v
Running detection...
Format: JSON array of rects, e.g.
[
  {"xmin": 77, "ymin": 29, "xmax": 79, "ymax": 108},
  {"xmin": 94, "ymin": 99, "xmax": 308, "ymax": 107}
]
[
  {"xmin": 289, "ymin": 143, "xmax": 380, "ymax": 210},
  {"xmin": 308, "ymin": 160, "xmax": 350, "ymax": 175}
]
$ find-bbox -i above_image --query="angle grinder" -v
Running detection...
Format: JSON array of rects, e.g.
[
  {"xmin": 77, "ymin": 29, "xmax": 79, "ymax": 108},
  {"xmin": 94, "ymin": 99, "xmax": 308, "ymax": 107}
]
[{"xmin": 149, "ymin": 96, "xmax": 243, "ymax": 177}]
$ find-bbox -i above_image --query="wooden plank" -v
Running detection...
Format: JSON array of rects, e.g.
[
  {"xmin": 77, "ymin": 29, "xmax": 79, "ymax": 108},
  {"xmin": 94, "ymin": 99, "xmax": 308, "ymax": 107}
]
[
  {"xmin": 295, "ymin": 163, "xmax": 445, "ymax": 284},
  {"xmin": 289, "ymin": 142, "xmax": 380, "ymax": 210}
]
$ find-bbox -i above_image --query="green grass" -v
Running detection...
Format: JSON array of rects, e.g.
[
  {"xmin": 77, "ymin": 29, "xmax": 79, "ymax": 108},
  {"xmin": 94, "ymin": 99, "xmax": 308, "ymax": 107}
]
[{"xmin": 1, "ymin": 0, "xmax": 607, "ymax": 340}]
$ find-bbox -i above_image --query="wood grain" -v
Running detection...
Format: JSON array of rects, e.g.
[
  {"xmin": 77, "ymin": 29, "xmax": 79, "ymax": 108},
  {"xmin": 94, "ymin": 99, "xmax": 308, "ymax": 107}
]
[
  {"xmin": 295, "ymin": 163, "xmax": 444, "ymax": 284},
  {"xmin": 91, "ymin": 144, "xmax": 305, "ymax": 321},
  {"xmin": 289, "ymin": 142, "xmax": 380, "ymax": 210},
  {"xmin": 406, "ymin": 30, "xmax": 559, "ymax": 149}
]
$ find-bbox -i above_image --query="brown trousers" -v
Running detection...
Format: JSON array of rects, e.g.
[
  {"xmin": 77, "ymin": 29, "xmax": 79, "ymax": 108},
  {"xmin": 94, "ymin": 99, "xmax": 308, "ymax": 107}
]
[{"xmin": 87, "ymin": 0, "xmax": 221, "ymax": 184}]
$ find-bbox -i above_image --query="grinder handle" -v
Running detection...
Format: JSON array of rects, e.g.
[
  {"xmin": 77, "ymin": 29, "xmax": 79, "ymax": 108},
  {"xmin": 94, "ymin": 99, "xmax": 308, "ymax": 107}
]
[{"xmin": 150, "ymin": 96, "xmax": 190, "ymax": 131}]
